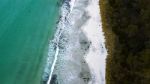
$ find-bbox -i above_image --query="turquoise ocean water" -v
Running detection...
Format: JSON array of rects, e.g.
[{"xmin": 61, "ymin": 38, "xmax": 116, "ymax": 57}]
[{"xmin": 0, "ymin": 0, "xmax": 60, "ymax": 84}]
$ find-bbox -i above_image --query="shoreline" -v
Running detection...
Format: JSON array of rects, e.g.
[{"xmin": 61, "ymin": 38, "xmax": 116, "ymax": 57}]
[{"xmin": 43, "ymin": 0, "xmax": 107, "ymax": 84}]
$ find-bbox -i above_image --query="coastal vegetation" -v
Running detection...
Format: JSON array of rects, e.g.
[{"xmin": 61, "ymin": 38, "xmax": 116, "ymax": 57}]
[{"xmin": 100, "ymin": 0, "xmax": 150, "ymax": 84}]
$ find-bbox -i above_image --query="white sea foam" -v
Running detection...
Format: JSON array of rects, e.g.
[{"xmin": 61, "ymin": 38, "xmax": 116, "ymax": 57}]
[
  {"xmin": 43, "ymin": 0, "xmax": 74, "ymax": 84},
  {"xmin": 43, "ymin": 0, "xmax": 107, "ymax": 84},
  {"xmin": 70, "ymin": 0, "xmax": 76, "ymax": 12}
]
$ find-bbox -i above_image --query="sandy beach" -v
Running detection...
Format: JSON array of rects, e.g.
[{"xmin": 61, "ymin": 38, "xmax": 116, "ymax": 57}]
[
  {"xmin": 44, "ymin": 0, "xmax": 107, "ymax": 84},
  {"xmin": 82, "ymin": 0, "xmax": 107, "ymax": 84}
]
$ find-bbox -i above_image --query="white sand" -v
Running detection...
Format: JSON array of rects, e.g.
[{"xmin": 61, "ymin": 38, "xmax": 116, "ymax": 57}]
[
  {"xmin": 81, "ymin": 0, "xmax": 107, "ymax": 84},
  {"xmin": 45, "ymin": 0, "xmax": 107, "ymax": 84}
]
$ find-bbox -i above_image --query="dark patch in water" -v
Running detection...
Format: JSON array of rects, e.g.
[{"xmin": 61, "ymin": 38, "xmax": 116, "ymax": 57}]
[
  {"xmin": 79, "ymin": 71, "xmax": 91, "ymax": 83},
  {"xmin": 79, "ymin": 60, "xmax": 92, "ymax": 83},
  {"xmin": 50, "ymin": 74, "xmax": 58, "ymax": 84},
  {"xmin": 41, "ymin": 72, "xmax": 49, "ymax": 84}
]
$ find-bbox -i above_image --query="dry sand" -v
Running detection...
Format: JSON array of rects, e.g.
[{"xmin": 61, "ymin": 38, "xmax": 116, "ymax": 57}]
[
  {"xmin": 82, "ymin": 0, "xmax": 107, "ymax": 84},
  {"xmin": 47, "ymin": 0, "xmax": 107, "ymax": 84}
]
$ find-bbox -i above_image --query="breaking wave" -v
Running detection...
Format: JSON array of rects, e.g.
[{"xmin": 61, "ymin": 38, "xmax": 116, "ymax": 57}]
[
  {"xmin": 42, "ymin": 0, "xmax": 107, "ymax": 84},
  {"xmin": 42, "ymin": 0, "xmax": 76, "ymax": 84}
]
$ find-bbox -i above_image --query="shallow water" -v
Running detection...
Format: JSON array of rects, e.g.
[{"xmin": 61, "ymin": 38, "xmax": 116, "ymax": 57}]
[{"xmin": 0, "ymin": 0, "xmax": 60, "ymax": 84}]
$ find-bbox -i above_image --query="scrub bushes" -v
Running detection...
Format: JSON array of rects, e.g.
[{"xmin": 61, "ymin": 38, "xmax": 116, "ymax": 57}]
[{"xmin": 100, "ymin": 0, "xmax": 150, "ymax": 84}]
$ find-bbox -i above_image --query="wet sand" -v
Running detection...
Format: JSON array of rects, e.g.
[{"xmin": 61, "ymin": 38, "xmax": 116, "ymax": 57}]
[{"xmin": 46, "ymin": 0, "xmax": 107, "ymax": 84}]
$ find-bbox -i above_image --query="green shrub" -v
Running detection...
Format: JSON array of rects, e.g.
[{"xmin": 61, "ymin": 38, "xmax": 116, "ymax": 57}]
[{"xmin": 100, "ymin": 0, "xmax": 150, "ymax": 84}]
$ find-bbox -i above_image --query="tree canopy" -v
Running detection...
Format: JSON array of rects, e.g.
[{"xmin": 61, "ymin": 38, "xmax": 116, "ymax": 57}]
[{"xmin": 100, "ymin": 0, "xmax": 150, "ymax": 84}]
